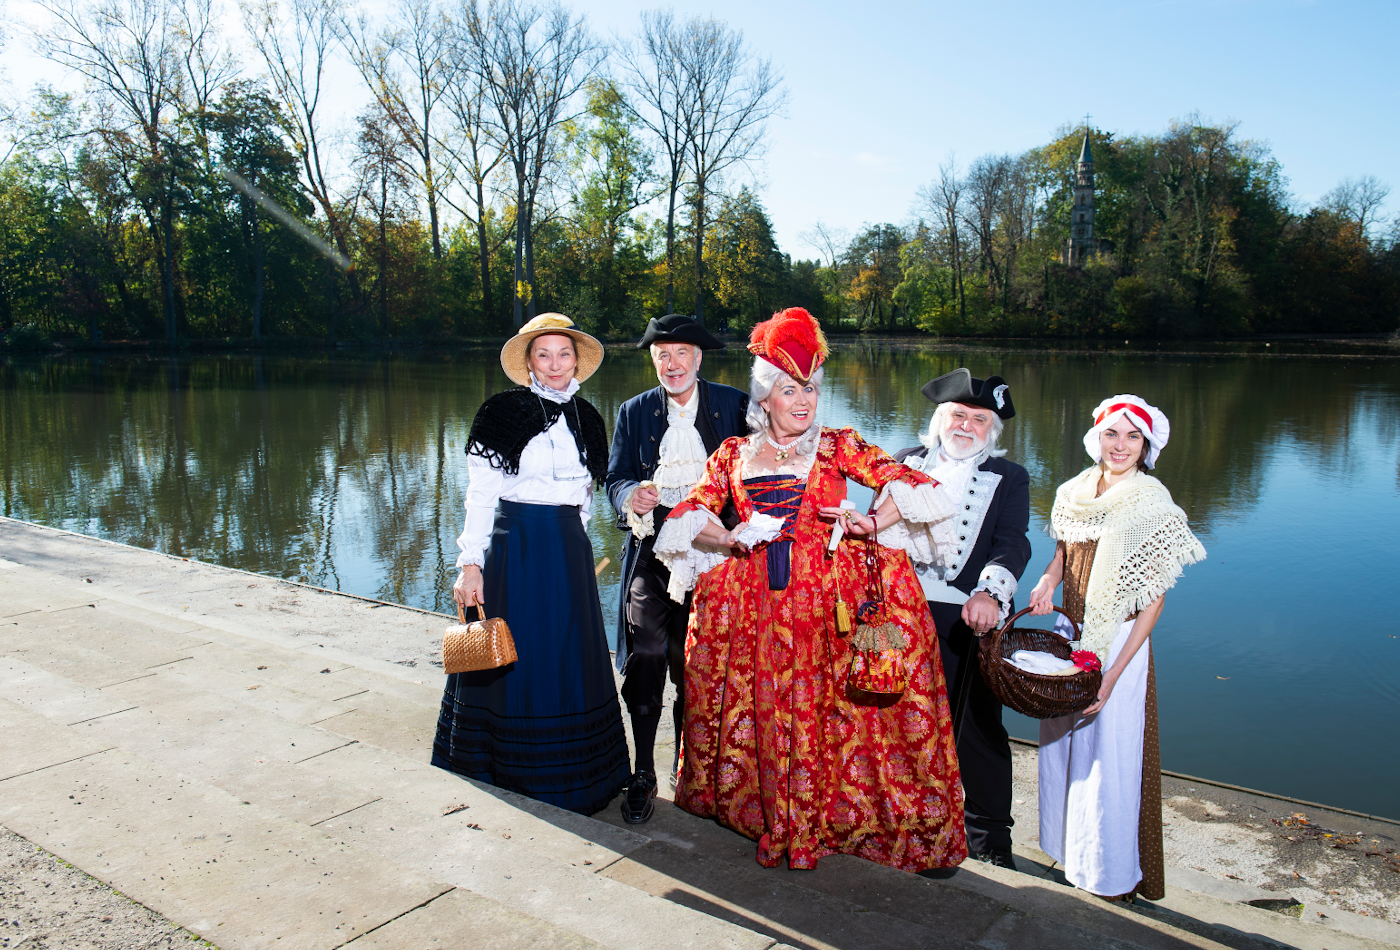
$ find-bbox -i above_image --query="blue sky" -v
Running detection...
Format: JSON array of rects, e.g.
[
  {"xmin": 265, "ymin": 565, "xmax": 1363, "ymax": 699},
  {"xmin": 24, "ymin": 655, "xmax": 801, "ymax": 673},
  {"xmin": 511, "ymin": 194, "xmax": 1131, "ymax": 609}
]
[{"xmin": 9, "ymin": 0, "xmax": 1397, "ymax": 254}]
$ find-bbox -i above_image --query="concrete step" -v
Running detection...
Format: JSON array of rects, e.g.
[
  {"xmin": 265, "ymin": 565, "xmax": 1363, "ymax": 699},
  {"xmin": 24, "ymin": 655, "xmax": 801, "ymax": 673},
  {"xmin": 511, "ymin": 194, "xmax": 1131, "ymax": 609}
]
[
  {"xmin": 0, "ymin": 697, "xmax": 602, "ymax": 950},
  {"xmin": 0, "ymin": 608, "xmax": 788, "ymax": 948}
]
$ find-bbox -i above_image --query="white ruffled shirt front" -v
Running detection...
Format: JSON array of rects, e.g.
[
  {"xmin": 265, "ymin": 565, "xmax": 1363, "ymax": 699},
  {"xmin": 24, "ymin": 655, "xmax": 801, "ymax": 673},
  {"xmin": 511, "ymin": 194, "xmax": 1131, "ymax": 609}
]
[
  {"xmin": 455, "ymin": 375, "xmax": 593, "ymax": 569},
  {"xmin": 625, "ymin": 392, "xmax": 711, "ymax": 540}
]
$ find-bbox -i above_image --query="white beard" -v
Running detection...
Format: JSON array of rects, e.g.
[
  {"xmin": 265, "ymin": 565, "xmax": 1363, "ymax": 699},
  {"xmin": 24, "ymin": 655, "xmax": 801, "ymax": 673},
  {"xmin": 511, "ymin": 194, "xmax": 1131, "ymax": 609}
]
[
  {"xmin": 940, "ymin": 426, "xmax": 988, "ymax": 460},
  {"xmin": 658, "ymin": 369, "xmax": 698, "ymax": 396}
]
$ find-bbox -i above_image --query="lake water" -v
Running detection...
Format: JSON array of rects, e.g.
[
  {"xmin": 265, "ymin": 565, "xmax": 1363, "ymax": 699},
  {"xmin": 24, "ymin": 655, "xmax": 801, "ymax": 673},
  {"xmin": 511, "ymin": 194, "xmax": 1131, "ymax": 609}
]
[{"xmin": 2, "ymin": 346, "xmax": 1398, "ymax": 818}]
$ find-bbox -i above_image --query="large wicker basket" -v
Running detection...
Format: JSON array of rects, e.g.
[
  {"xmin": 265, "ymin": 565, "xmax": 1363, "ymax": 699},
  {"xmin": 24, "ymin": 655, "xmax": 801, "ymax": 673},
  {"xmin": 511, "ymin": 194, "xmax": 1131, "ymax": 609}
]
[{"xmin": 978, "ymin": 606, "xmax": 1103, "ymax": 719}]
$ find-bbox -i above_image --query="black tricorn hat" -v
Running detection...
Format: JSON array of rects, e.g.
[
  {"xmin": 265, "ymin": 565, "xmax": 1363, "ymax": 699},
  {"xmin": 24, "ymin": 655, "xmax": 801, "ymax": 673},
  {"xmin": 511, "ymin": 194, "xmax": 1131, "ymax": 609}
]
[
  {"xmin": 920, "ymin": 368, "xmax": 1015, "ymax": 419},
  {"xmin": 636, "ymin": 313, "xmax": 726, "ymax": 350}
]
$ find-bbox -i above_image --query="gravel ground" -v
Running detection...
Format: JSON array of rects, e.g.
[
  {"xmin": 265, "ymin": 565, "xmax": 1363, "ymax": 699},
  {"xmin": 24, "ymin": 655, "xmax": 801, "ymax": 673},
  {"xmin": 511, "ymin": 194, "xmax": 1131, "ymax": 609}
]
[
  {"xmin": 1009, "ymin": 745, "xmax": 1400, "ymax": 924},
  {"xmin": 0, "ymin": 827, "xmax": 212, "ymax": 950}
]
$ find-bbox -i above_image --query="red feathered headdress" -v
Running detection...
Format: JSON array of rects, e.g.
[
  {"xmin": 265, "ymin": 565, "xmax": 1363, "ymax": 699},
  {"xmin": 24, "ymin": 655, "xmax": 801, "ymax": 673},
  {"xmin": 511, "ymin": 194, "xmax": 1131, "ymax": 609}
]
[{"xmin": 747, "ymin": 307, "xmax": 829, "ymax": 383}]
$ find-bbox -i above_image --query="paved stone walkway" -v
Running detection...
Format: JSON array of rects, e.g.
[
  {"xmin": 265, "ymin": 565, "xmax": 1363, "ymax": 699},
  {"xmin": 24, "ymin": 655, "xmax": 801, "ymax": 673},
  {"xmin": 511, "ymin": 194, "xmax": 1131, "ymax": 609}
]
[{"xmin": 2, "ymin": 517, "xmax": 1396, "ymax": 950}]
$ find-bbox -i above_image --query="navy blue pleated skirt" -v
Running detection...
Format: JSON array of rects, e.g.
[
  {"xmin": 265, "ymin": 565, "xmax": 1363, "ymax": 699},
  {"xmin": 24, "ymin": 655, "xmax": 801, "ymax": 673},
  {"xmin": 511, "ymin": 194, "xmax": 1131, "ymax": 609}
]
[{"xmin": 432, "ymin": 499, "xmax": 631, "ymax": 815}]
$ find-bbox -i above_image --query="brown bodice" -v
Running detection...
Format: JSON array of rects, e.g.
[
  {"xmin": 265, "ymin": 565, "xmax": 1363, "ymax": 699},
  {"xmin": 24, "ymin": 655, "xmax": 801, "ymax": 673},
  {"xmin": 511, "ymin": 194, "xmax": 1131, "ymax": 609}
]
[{"xmin": 1061, "ymin": 539, "xmax": 1099, "ymax": 627}]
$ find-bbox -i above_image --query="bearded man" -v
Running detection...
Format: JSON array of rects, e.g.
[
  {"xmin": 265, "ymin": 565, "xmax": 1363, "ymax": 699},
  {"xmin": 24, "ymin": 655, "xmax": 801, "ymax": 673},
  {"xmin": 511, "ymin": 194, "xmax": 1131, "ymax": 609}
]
[
  {"xmin": 605, "ymin": 314, "xmax": 748, "ymax": 824},
  {"xmin": 895, "ymin": 368, "xmax": 1031, "ymax": 869}
]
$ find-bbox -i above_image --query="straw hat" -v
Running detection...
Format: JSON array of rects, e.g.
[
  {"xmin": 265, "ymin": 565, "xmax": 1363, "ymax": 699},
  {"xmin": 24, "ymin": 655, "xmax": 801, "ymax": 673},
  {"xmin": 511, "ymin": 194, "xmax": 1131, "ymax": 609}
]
[{"xmin": 499, "ymin": 313, "xmax": 604, "ymax": 387}]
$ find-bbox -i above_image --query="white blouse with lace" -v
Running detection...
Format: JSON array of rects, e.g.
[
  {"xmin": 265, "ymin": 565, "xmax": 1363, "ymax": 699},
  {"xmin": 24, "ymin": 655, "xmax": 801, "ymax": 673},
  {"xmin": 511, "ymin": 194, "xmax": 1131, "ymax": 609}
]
[{"xmin": 455, "ymin": 377, "xmax": 594, "ymax": 569}]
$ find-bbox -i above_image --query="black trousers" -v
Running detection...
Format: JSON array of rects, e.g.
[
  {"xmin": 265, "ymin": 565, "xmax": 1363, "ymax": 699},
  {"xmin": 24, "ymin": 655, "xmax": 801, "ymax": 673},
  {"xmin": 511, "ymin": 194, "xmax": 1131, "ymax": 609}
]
[
  {"xmin": 620, "ymin": 553, "xmax": 688, "ymax": 718},
  {"xmin": 929, "ymin": 600, "xmax": 1014, "ymax": 854}
]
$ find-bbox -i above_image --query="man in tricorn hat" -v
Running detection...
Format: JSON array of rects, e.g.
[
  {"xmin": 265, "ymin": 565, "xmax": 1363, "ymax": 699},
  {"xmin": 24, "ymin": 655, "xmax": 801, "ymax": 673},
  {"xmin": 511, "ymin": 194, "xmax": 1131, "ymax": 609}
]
[
  {"xmin": 895, "ymin": 368, "xmax": 1032, "ymax": 869},
  {"xmin": 604, "ymin": 314, "xmax": 748, "ymax": 824}
]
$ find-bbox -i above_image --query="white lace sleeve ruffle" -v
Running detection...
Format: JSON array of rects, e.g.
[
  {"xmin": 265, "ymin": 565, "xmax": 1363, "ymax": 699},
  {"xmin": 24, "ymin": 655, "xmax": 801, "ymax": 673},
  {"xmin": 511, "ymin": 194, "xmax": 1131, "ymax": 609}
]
[
  {"xmin": 653, "ymin": 507, "xmax": 729, "ymax": 603},
  {"xmin": 874, "ymin": 479, "xmax": 960, "ymax": 562},
  {"xmin": 622, "ymin": 486, "xmax": 655, "ymax": 540},
  {"xmin": 973, "ymin": 564, "xmax": 1018, "ymax": 624}
]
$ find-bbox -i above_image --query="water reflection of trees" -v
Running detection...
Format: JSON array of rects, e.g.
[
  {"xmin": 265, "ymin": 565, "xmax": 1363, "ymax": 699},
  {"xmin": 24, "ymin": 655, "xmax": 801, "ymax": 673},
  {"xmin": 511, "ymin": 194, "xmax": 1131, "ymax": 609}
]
[
  {"xmin": 2, "ymin": 351, "xmax": 1397, "ymax": 615},
  {"xmin": 821, "ymin": 349, "xmax": 1400, "ymax": 535}
]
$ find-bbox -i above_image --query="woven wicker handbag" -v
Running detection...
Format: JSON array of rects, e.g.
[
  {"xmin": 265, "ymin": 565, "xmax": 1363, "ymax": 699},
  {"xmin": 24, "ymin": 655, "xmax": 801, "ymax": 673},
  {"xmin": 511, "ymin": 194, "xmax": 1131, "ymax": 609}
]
[
  {"xmin": 978, "ymin": 606, "xmax": 1102, "ymax": 719},
  {"xmin": 443, "ymin": 603, "xmax": 517, "ymax": 674}
]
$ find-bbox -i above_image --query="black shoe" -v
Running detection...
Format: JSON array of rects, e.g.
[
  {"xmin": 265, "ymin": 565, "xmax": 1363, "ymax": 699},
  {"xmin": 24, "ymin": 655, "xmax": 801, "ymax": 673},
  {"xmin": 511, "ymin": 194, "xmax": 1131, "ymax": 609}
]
[
  {"xmin": 620, "ymin": 770, "xmax": 657, "ymax": 824},
  {"xmin": 969, "ymin": 848, "xmax": 1017, "ymax": 870}
]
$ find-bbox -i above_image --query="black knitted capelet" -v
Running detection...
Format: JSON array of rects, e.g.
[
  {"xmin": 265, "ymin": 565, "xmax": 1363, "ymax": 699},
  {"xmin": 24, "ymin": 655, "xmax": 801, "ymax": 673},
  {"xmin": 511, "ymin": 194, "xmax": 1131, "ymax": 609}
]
[{"xmin": 465, "ymin": 386, "xmax": 609, "ymax": 485}]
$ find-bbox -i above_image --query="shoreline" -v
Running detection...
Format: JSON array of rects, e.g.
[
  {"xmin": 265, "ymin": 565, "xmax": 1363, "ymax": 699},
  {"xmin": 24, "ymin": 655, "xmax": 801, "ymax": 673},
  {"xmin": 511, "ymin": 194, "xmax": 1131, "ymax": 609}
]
[{"xmin": 4, "ymin": 331, "xmax": 1398, "ymax": 360}]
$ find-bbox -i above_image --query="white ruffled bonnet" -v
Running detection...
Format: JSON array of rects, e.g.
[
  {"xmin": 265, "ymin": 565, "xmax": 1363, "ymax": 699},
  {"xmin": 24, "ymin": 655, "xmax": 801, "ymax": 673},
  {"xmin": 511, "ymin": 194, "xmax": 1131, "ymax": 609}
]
[{"xmin": 1083, "ymin": 394, "xmax": 1170, "ymax": 469}]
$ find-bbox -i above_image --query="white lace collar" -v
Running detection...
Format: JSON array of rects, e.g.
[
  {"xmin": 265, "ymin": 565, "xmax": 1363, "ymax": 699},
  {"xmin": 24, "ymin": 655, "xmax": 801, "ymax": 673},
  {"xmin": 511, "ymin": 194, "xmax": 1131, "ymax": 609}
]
[{"xmin": 529, "ymin": 373, "xmax": 579, "ymax": 404}]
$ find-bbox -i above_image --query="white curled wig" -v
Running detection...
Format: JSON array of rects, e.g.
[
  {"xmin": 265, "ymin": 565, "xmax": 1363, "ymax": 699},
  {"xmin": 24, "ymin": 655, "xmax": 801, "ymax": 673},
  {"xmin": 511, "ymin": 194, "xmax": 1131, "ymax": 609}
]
[
  {"xmin": 919, "ymin": 402, "xmax": 1008, "ymax": 459},
  {"xmin": 746, "ymin": 356, "xmax": 825, "ymax": 434}
]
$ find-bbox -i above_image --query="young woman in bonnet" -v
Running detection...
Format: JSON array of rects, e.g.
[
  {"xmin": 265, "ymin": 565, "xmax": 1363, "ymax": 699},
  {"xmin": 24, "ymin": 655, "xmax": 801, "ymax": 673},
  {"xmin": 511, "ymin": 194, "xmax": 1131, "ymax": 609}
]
[
  {"xmin": 433, "ymin": 313, "xmax": 630, "ymax": 815},
  {"xmin": 1028, "ymin": 395, "xmax": 1206, "ymax": 901}
]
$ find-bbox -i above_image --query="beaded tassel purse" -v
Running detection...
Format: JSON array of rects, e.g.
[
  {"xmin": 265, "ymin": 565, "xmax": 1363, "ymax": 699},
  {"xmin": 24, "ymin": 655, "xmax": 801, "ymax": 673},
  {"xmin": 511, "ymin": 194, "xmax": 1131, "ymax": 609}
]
[{"xmin": 847, "ymin": 534, "xmax": 909, "ymax": 696}]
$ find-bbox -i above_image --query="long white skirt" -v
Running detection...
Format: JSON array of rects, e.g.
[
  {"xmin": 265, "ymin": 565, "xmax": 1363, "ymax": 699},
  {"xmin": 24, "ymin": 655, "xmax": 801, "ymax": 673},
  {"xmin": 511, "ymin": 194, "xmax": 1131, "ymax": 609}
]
[{"xmin": 1038, "ymin": 617, "xmax": 1148, "ymax": 897}]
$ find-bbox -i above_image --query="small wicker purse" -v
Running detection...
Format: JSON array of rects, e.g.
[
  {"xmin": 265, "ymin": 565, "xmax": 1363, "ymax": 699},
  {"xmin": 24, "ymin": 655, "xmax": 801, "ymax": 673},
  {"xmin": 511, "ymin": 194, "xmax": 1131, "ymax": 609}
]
[{"xmin": 443, "ymin": 603, "xmax": 517, "ymax": 674}]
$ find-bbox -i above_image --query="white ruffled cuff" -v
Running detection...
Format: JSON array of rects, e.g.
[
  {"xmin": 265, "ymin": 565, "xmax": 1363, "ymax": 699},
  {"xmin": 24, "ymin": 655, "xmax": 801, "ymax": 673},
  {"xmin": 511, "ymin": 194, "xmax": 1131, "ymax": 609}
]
[
  {"xmin": 654, "ymin": 507, "xmax": 729, "ymax": 603},
  {"xmin": 972, "ymin": 564, "xmax": 1018, "ymax": 624},
  {"xmin": 455, "ymin": 551, "xmax": 485, "ymax": 569},
  {"xmin": 876, "ymin": 480, "xmax": 960, "ymax": 564},
  {"xmin": 887, "ymin": 478, "xmax": 956, "ymax": 525},
  {"xmin": 622, "ymin": 486, "xmax": 655, "ymax": 540}
]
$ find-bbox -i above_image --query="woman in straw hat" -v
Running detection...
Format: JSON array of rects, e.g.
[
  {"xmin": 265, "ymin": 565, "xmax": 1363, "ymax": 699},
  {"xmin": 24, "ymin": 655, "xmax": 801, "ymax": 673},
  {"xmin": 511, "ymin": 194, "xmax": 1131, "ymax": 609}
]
[
  {"xmin": 1028, "ymin": 395, "xmax": 1205, "ymax": 901},
  {"xmin": 432, "ymin": 313, "xmax": 630, "ymax": 815},
  {"xmin": 653, "ymin": 307, "xmax": 968, "ymax": 873}
]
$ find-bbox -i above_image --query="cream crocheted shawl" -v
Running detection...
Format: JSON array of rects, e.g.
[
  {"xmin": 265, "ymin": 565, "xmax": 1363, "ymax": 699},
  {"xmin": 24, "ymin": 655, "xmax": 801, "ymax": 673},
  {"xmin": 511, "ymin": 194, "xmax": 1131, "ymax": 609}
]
[{"xmin": 1049, "ymin": 467, "xmax": 1207, "ymax": 660}]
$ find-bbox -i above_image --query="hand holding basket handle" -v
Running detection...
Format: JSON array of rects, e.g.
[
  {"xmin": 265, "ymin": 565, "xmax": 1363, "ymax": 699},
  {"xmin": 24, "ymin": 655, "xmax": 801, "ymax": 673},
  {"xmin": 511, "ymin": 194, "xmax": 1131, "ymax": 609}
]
[
  {"xmin": 443, "ymin": 602, "xmax": 517, "ymax": 674},
  {"xmin": 977, "ymin": 605, "xmax": 1103, "ymax": 719}
]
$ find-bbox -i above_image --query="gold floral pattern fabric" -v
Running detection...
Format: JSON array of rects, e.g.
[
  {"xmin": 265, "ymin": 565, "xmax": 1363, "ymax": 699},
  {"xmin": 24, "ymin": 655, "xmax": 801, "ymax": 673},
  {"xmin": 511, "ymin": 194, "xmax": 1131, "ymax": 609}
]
[{"xmin": 669, "ymin": 427, "xmax": 968, "ymax": 872}]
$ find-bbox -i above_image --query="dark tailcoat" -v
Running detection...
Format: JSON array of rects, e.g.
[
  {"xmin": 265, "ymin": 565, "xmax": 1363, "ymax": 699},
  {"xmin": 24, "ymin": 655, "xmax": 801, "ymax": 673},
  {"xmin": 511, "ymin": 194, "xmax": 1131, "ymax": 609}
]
[
  {"xmin": 604, "ymin": 378, "xmax": 749, "ymax": 671},
  {"xmin": 895, "ymin": 446, "xmax": 1032, "ymax": 855}
]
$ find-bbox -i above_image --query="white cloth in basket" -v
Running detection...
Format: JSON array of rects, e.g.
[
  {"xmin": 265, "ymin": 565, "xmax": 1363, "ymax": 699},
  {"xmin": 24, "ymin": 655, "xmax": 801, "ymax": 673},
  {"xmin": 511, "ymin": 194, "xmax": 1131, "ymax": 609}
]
[{"xmin": 1006, "ymin": 650, "xmax": 1078, "ymax": 675}]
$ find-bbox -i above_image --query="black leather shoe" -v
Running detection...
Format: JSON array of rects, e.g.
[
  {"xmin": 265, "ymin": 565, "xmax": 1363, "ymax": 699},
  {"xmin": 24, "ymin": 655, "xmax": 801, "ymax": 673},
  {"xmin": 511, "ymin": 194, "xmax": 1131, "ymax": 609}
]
[
  {"xmin": 620, "ymin": 770, "xmax": 657, "ymax": 824},
  {"xmin": 969, "ymin": 848, "xmax": 1018, "ymax": 870}
]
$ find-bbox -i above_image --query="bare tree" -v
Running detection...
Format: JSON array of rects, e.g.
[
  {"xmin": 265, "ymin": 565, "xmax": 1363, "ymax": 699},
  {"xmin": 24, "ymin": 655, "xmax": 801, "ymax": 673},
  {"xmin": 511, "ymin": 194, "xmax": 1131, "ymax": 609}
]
[
  {"xmin": 244, "ymin": 0, "xmax": 359, "ymax": 334},
  {"xmin": 178, "ymin": 0, "xmax": 238, "ymax": 173},
  {"xmin": 0, "ymin": 8, "xmax": 18, "ymax": 160},
  {"xmin": 917, "ymin": 157, "xmax": 967, "ymax": 324},
  {"xmin": 464, "ymin": 0, "xmax": 601, "ymax": 327},
  {"xmin": 354, "ymin": 105, "xmax": 414, "ymax": 334},
  {"xmin": 674, "ymin": 16, "xmax": 782, "ymax": 327},
  {"xmin": 1323, "ymin": 174, "xmax": 1391, "ymax": 240},
  {"xmin": 340, "ymin": 0, "xmax": 454, "ymax": 258},
  {"xmin": 620, "ymin": 9, "xmax": 691, "ymax": 314},
  {"xmin": 36, "ymin": 0, "xmax": 192, "ymax": 342},
  {"xmin": 440, "ymin": 29, "xmax": 506, "ymax": 326},
  {"xmin": 797, "ymin": 220, "xmax": 849, "ymax": 268}
]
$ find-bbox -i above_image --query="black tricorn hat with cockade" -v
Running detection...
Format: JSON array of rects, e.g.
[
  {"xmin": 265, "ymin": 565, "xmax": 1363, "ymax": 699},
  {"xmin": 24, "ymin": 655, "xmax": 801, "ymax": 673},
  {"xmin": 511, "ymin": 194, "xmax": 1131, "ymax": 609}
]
[
  {"xmin": 920, "ymin": 368, "xmax": 1015, "ymax": 419},
  {"xmin": 636, "ymin": 313, "xmax": 727, "ymax": 350}
]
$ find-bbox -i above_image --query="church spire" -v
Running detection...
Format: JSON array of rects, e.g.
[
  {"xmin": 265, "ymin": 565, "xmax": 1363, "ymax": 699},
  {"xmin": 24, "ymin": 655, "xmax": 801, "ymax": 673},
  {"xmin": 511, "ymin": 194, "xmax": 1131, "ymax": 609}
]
[{"xmin": 1062, "ymin": 123, "xmax": 1098, "ymax": 267}]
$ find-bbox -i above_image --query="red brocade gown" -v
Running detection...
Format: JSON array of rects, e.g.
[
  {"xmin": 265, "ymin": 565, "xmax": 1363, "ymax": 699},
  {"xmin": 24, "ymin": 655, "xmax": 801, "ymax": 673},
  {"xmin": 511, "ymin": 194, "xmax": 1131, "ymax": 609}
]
[{"xmin": 662, "ymin": 427, "xmax": 968, "ymax": 872}]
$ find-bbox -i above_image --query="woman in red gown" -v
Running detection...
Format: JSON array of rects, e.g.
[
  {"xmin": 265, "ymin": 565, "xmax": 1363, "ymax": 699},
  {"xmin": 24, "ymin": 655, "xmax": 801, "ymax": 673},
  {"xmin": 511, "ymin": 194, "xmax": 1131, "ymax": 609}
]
[{"xmin": 654, "ymin": 308, "xmax": 967, "ymax": 872}]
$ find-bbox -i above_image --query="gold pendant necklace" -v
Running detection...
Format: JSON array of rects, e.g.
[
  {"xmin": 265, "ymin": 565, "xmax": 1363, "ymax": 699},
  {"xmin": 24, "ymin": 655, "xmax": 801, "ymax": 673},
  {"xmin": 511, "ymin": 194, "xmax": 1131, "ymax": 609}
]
[{"xmin": 765, "ymin": 434, "xmax": 793, "ymax": 462}]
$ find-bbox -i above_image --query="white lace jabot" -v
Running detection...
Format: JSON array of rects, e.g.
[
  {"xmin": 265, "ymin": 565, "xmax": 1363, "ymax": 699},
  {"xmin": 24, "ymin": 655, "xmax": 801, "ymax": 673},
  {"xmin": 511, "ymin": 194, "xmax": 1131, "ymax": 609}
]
[{"xmin": 625, "ymin": 392, "xmax": 710, "ymax": 540}]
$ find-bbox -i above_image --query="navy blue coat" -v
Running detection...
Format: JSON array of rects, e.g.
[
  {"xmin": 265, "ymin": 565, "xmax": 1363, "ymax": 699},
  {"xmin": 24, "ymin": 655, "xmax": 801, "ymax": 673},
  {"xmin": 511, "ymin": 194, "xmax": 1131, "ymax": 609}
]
[{"xmin": 604, "ymin": 378, "xmax": 749, "ymax": 669}]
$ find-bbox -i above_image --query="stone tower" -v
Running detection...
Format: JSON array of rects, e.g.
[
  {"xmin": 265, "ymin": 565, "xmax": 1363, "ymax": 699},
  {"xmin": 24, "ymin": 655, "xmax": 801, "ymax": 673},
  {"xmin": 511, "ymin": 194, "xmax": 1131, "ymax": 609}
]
[{"xmin": 1063, "ymin": 129, "xmax": 1097, "ymax": 266}]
